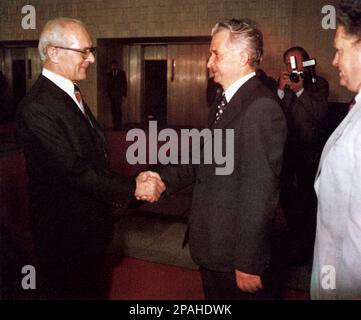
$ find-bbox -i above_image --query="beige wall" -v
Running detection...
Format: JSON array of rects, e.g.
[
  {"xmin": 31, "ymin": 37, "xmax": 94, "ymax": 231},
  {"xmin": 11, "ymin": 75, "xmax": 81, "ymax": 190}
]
[{"xmin": 0, "ymin": 0, "xmax": 351, "ymax": 121}]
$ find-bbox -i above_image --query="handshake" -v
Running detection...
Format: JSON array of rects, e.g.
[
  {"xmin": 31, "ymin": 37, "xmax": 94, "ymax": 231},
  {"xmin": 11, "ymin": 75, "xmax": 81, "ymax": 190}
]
[{"xmin": 134, "ymin": 171, "xmax": 166, "ymax": 203}]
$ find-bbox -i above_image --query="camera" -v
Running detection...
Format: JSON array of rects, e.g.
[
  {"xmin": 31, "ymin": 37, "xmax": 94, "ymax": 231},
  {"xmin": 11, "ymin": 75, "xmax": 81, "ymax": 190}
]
[
  {"xmin": 288, "ymin": 56, "xmax": 304, "ymax": 83},
  {"xmin": 288, "ymin": 55, "xmax": 317, "ymax": 85}
]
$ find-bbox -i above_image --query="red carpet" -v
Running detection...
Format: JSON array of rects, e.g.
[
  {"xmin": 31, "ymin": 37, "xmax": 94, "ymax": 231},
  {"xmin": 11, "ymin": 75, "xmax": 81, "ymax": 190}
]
[
  {"xmin": 107, "ymin": 256, "xmax": 310, "ymax": 300},
  {"xmin": 108, "ymin": 256, "xmax": 204, "ymax": 300}
]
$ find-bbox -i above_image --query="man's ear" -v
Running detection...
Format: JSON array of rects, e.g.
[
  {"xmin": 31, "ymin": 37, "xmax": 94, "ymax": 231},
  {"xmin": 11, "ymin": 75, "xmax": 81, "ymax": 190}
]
[
  {"xmin": 47, "ymin": 46, "xmax": 60, "ymax": 64},
  {"xmin": 239, "ymin": 51, "xmax": 249, "ymax": 67}
]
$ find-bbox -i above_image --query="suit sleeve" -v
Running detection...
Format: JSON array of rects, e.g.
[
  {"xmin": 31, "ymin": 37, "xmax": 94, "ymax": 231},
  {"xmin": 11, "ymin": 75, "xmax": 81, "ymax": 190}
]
[
  {"xmin": 155, "ymin": 163, "xmax": 196, "ymax": 197},
  {"xmin": 298, "ymin": 77, "xmax": 329, "ymax": 121},
  {"xmin": 233, "ymin": 98, "xmax": 287, "ymax": 275},
  {"xmin": 17, "ymin": 103, "xmax": 135, "ymax": 207}
]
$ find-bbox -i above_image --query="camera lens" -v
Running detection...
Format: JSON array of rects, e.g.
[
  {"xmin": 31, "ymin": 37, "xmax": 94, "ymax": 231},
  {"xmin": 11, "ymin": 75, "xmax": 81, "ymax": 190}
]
[{"xmin": 289, "ymin": 72, "xmax": 300, "ymax": 83}]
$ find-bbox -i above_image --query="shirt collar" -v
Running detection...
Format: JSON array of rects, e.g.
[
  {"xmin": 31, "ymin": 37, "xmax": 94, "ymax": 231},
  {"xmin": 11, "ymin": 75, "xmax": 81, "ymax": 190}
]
[
  {"xmin": 223, "ymin": 72, "xmax": 256, "ymax": 103},
  {"xmin": 354, "ymin": 91, "xmax": 361, "ymax": 104},
  {"xmin": 42, "ymin": 68, "xmax": 84, "ymax": 112}
]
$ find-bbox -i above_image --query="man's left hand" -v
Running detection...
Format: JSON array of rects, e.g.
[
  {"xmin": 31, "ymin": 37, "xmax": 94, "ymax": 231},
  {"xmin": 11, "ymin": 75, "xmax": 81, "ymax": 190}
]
[{"xmin": 235, "ymin": 269, "xmax": 263, "ymax": 293}]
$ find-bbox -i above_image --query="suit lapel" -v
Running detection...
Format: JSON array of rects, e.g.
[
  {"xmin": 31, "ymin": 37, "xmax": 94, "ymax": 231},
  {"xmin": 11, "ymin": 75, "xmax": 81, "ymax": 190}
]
[
  {"xmin": 316, "ymin": 100, "xmax": 361, "ymax": 178},
  {"xmin": 40, "ymin": 75, "xmax": 106, "ymax": 143},
  {"xmin": 210, "ymin": 76, "xmax": 262, "ymax": 129},
  {"xmin": 84, "ymin": 103, "xmax": 107, "ymax": 143}
]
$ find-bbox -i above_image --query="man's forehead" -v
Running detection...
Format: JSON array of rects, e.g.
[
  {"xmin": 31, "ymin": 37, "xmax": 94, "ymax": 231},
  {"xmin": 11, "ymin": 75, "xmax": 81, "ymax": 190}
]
[
  {"xmin": 335, "ymin": 26, "xmax": 358, "ymax": 44},
  {"xmin": 66, "ymin": 27, "xmax": 92, "ymax": 46},
  {"xmin": 210, "ymin": 30, "xmax": 229, "ymax": 49}
]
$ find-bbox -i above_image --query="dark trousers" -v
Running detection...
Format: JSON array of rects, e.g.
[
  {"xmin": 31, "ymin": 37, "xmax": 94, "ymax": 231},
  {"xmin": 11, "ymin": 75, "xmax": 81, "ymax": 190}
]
[
  {"xmin": 280, "ymin": 150, "xmax": 318, "ymax": 265},
  {"xmin": 35, "ymin": 253, "xmax": 109, "ymax": 300},
  {"xmin": 200, "ymin": 267, "xmax": 281, "ymax": 300}
]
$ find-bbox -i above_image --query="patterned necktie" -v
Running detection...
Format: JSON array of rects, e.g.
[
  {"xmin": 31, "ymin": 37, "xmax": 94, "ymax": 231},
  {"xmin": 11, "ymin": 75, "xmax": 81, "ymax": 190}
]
[{"xmin": 214, "ymin": 93, "xmax": 227, "ymax": 123}]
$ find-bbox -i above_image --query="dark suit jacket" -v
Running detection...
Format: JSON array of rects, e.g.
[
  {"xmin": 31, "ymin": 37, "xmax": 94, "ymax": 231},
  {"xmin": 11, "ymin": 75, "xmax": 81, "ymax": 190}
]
[
  {"xmin": 282, "ymin": 76, "xmax": 329, "ymax": 164},
  {"xmin": 16, "ymin": 75, "xmax": 134, "ymax": 258},
  {"xmin": 107, "ymin": 69, "xmax": 127, "ymax": 99},
  {"xmin": 159, "ymin": 76, "xmax": 287, "ymax": 275}
]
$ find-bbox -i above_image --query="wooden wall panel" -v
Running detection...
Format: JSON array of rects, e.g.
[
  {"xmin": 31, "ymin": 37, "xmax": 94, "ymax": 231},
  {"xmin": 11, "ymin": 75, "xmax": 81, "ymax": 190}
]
[
  {"xmin": 167, "ymin": 44, "xmax": 210, "ymax": 127},
  {"xmin": 126, "ymin": 45, "xmax": 142, "ymax": 124}
]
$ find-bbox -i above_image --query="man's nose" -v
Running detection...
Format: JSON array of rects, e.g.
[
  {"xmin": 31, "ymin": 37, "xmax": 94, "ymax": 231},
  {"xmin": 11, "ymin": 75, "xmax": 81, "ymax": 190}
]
[
  {"xmin": 332, "ymin": 53, "xmax": 338, "ymax": 67},
  {"xmin": 87, "ymin": 52, "xmax": 95, "ymax": 63},
  {"xmin": 207, "ymin": 55, "xmax": 214, "ymax": 69}
]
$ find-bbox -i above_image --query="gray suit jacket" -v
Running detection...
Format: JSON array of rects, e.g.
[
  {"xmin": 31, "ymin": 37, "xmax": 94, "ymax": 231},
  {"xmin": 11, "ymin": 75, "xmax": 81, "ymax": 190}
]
[{"xmin": 159, "ymin": 76, "xmax": 287, "ymax": 275}]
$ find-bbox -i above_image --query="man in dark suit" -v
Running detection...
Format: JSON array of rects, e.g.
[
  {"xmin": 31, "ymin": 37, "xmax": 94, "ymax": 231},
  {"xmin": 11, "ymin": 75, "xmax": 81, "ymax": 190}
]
[
  {"xmin": 136, "ymin": 19, "xmax": 287, "ymax": 299},
  {"xmin": 277, "ymin": 47, "xmax": 329, "ymax": 266},
  {"xmin": 16, "ymin": 18, "xmax": 164, "ymax": 299},
  {"xmin": 107, "ymin": 60, "xmax": 127, "ymax": 131}
]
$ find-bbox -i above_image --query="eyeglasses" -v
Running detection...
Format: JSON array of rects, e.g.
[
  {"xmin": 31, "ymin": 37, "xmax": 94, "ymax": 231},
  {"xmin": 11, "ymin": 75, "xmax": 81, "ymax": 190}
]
[{"xmin": 54, "ymin": 46, "xmax": 96, "ymax": 59}]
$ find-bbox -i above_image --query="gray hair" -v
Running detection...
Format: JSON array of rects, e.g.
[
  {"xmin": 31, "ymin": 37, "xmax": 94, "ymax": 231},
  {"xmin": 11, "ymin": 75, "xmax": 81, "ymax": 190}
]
[
  {"xmin": 38, "ymin": 17, "xmax": 85, "ymax": 61},
  {"xmin": 211, "ymin": 18, "xmax": 263, "ymax": 66}
]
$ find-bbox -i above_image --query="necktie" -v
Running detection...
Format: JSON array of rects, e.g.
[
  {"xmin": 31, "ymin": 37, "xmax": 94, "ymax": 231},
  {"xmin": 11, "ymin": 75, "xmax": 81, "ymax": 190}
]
[
  {"xmin": 348, "ymin": 98, "xmax": 356, "ymax": 112},
  {"xmin": 74, "ymin": 84, "xmax": 83, "ymax": 105},
  {"xmin": 214, "ymin": 94, "xmax": 227, "ymax": 123},
  {"xmin": 74, "ymin": 84, "xmax": 93, "ymax": 126}
]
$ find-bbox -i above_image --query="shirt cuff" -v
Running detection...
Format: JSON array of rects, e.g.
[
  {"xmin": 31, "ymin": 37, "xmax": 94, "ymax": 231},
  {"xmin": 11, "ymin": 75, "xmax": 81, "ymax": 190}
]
[{"xmin": 296, "ymin": 88, "xmax": 304, "ymax": 98}]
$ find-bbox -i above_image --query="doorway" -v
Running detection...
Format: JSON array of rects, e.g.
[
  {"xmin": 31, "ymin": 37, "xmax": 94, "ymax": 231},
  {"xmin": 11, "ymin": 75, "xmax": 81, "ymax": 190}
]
[
  {"xmin": 144, "ymin": 60, "xmax": 167, "ymax": 126},
  {"xmin": 12, "ymin": 59, "xmax": 26, "ymax": 107}
]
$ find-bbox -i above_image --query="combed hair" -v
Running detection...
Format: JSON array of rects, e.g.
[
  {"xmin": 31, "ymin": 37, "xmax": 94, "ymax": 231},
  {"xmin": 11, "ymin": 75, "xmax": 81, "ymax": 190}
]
[
  {"xmin": 337, "ymin": 0, "xmax": 361, "ymax": 42},
  {"xmin": 38, "ymin": 17, "xmax": 85, "ymax": 61},
  {"xmin": 211, "ymin": 18, "xmax": 263, "ymax": 66}
]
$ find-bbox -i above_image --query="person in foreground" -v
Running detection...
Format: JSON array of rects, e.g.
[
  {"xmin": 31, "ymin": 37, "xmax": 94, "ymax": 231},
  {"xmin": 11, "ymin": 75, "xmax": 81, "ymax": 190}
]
[
  {"xmin": 311, "ymin": 0, "xmax": 361, "ymax": 300},
  {"xmin": 137, "ymin": 19, "xmax": 287, "ymax": 300},
  {"xmin": 16, "ymin": 17, "xmax": 164, "ymax": 299}
]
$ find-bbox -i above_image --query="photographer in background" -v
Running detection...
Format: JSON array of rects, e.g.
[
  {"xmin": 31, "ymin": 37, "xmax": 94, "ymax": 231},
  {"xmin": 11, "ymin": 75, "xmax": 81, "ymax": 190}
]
[{"xmin": 278, "ymin": 46, "xmax": 329, "ymax": 266}]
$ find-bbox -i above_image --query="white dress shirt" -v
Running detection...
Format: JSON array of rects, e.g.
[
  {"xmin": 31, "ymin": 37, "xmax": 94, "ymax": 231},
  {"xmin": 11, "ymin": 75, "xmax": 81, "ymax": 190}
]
[
  {"xmin": 42, "ymin": 68, "xmax": 85, "ymax": 114},
  {"xmin": 224, "ymin": 72, "xmax": 256, "ymax": 103}
]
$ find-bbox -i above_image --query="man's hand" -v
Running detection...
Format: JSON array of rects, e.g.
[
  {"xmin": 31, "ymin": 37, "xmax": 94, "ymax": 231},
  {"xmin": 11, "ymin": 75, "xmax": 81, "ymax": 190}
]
[
  {"xmin": 278, "ymin": 71, "xmax": 304, "ymax": 92},
  {"xmin": 235, "ymin": 269, "xmax": 263, "ymax": 293},
  {"xmin": 135, "ymin": 171, "xmax": 166, "ymax": 203}
]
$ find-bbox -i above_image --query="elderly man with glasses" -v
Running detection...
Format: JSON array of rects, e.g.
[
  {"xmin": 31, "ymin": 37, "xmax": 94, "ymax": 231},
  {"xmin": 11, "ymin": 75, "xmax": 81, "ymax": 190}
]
[{"xmin": 16, "ymin": 17, "xmax": 164, "ymax": 299}]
